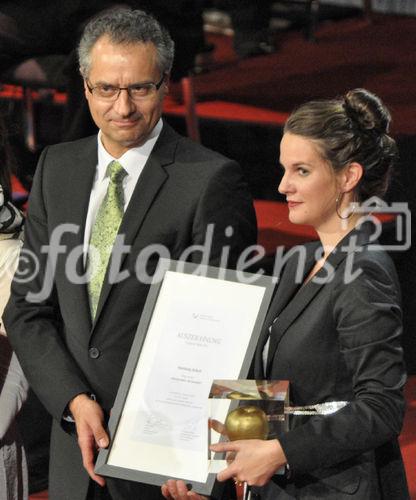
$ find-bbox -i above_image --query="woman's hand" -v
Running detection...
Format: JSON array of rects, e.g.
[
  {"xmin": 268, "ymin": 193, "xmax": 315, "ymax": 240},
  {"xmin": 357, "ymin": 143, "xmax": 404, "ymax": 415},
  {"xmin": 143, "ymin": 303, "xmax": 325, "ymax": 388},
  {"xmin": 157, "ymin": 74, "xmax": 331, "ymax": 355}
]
[
  {"xmin": 161, "ymin": 479, "xmax": 209, "ymax": 500},
  {"xmin": 210, "ymin": 439, "xmax": 287, "ymax": 487}
]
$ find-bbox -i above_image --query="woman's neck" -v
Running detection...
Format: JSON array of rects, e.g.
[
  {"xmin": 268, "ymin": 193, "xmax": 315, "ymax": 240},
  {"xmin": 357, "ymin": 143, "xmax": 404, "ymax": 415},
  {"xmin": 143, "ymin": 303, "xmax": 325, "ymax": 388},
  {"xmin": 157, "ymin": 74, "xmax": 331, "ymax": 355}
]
[
  {"xmin": 302, "ymin": 215, "xmax": 360, "ymax": 285},
  {"xmin": 316, "ymin": 214, "xmax": 361, "ymax": 259}
]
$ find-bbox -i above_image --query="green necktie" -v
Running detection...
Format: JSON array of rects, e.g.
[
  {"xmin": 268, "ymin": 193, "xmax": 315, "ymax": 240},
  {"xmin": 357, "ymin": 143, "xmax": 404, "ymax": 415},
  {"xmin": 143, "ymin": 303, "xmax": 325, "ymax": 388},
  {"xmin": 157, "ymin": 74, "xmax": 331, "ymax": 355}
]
[{"xmin": 88, "ymin": 160, "xmax": 127, "ymax": 319}]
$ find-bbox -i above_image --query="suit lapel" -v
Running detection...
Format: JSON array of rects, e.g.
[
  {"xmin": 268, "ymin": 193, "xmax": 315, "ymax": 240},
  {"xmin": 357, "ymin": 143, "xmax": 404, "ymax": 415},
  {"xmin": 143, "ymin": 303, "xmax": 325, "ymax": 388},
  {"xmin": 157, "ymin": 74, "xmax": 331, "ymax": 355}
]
[
  {"xmin": 263, "ymin": 224, "xmax": 373, "ymax": 377},
  {"xmin": 254, "ymin": 244, "xmax": 318, "ymax": 378},
  {"xmin": 58, "ymin": 136, "xmax": 97, "ymax": 331},
  {"xmin": 92, "ymin": 124, "xmax": 178, "ymax": 326},
  {"xmin": 265, "ymin": 275, "xmax": 325, "ymax": 377},
  {"xmin": 63, "ymin": 137, "xmax": 97, "ymax": 255}
]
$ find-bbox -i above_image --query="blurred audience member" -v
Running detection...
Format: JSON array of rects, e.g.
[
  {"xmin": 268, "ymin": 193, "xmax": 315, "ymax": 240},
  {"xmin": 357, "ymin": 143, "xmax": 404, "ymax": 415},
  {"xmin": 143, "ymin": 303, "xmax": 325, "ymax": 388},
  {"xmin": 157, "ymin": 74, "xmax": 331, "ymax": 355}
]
[
  {"xmin": 0, "ymin": 117, "xmax": 28, "ymax": 500},
  {"xmin": 205, "ymin": 1, "xmax": 274, "ymax": 57}
]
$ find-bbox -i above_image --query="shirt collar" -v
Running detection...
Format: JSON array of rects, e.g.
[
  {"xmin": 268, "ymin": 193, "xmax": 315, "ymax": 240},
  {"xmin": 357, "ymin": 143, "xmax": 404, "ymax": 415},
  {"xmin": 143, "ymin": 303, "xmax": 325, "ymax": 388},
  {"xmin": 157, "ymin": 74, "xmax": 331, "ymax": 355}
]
[{"xmin": 96, "ymin": 118, "xmax": 163, "ymax": 181}]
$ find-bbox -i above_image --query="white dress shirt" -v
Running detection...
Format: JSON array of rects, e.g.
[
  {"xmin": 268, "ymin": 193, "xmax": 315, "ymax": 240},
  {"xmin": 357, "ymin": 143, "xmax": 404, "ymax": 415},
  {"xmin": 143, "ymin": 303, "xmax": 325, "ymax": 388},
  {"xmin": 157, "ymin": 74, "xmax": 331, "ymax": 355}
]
[{"xmin": 83, "ymin": 119, "xmax": 163, "ymax": 257}]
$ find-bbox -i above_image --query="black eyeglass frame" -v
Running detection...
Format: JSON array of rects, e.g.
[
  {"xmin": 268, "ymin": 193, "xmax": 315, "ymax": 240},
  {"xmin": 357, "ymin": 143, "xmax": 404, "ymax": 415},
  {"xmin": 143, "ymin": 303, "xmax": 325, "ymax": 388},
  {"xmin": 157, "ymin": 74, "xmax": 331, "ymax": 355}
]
[{"xmin": 85, "ymin": 74, "xmax": 166, "ymax": 100}]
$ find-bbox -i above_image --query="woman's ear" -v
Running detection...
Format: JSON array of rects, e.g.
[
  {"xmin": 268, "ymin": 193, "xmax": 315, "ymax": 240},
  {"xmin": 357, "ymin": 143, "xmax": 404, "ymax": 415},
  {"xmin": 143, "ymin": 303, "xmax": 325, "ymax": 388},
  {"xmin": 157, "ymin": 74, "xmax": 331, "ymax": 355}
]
[{"xmin": 340, "ymin": 162, "xmax": 363, "ymax": 193}]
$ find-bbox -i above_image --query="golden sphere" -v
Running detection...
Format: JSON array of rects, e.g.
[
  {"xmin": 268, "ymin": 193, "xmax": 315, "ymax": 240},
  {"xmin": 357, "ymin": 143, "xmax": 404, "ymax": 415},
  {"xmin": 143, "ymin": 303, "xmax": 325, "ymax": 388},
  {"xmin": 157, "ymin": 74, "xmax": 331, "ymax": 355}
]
[{"xmin": 225, "ymin": 406, "xmax": 269, "ymax": 441}]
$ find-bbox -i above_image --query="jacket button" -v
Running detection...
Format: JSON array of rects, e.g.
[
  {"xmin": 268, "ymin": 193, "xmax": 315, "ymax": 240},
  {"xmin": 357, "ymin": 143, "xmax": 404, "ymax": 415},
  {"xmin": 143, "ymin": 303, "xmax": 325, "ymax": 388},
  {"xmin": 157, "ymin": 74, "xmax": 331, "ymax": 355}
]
[{"xmin": 89, "ymin": 347, "xmax": 100, "ymax": 359}]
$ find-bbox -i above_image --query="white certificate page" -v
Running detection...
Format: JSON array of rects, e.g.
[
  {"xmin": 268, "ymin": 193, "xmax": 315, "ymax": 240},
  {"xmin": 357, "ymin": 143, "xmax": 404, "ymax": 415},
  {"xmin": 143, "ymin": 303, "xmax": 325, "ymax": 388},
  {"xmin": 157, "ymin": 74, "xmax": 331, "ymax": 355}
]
[{"xmin": 107, "ymin": 271, "xmax": 266, "ymax": 483}]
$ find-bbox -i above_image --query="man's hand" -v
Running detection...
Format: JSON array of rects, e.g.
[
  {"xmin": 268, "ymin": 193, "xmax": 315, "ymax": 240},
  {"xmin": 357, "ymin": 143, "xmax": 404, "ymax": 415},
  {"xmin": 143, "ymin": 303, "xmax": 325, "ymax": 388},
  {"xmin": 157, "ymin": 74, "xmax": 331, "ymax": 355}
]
[
  {"xmin": 161, "ymin": 479, "xmax": 208, "ymax": 499},
  {"xmin": 69, "ymin": 393, "xmax": 109, "ymax": 487},
  {"xmin": 210, "ymin": 439, "xmax": 287, "ymax": 487}
]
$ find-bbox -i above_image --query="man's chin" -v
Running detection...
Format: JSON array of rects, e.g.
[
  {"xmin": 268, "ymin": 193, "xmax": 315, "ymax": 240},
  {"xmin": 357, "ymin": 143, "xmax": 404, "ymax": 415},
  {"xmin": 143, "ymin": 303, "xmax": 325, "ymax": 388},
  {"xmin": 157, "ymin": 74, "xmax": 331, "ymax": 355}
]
[
  {"xmin": 112, "ymin": 120, "xmax": 140, "ymax": 130},
  {"xmin": 112, "ymin": 130, "xmax": 148, "ymax": 147}
]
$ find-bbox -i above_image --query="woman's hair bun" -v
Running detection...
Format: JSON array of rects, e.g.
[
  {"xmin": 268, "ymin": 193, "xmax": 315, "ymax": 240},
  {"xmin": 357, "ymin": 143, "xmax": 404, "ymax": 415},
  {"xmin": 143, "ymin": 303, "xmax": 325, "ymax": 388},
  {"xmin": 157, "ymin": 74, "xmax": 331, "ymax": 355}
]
[{"xmin": 343, "ymin": 88, "xmax": 391, "ymax": 134}]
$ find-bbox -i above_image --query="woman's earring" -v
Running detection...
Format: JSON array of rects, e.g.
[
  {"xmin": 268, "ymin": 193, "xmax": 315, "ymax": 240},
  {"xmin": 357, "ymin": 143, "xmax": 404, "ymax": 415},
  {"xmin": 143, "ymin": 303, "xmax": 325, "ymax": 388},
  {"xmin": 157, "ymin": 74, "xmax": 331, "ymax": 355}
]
[{"xmin": 336, "ymin": 192, "xmax": 356, "ymax": 220}]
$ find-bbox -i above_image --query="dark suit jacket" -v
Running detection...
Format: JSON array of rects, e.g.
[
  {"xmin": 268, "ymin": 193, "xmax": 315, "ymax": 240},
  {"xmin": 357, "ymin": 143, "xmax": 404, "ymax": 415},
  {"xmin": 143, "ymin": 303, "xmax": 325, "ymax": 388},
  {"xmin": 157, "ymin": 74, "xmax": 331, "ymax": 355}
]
[
  {"xmin": 4, "ymin": 123, "xmax": 256, "ymax": 500},
  {"xmin": 252, "ymin": 224, "xmax": 409, "ymax": 499}
]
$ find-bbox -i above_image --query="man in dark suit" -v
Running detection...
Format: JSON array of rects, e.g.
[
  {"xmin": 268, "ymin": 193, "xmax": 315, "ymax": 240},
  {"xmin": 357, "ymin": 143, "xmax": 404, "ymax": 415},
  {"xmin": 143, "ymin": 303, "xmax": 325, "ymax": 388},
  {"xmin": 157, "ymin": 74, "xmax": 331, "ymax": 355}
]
[{"xmin": 3, "ymin": 9, "xmax": 256, "ymax": 500}]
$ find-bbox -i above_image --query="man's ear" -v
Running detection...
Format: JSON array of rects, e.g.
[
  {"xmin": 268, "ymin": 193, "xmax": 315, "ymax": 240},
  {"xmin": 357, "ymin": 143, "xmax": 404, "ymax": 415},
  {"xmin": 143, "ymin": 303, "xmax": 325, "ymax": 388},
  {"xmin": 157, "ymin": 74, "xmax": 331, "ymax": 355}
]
[
  {"xmin": 83, "ymin": 79, "xmax": 89, "ymax": 99},
  {"xmin": 341, "ymin": 162, "xmax": 363, "ymax": 193},
  {"xmin": 163, "ymin": 73, "xmax": 170, "ymax": 94}
]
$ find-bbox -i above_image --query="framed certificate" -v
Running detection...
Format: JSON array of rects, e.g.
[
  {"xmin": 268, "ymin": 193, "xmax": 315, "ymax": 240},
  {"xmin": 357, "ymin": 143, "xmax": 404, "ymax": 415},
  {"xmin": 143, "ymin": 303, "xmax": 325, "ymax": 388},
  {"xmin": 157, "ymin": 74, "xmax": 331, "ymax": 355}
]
[{"xmin": 96, "ymin": 259, "xmax": 275, "ymax": 496}]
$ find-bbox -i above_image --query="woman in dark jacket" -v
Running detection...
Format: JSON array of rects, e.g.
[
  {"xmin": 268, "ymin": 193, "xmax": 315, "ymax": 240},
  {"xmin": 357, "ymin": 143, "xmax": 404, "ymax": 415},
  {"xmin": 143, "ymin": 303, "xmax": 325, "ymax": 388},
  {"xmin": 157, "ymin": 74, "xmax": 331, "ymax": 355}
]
[{"xmin": 162, "ymin": 88, "xmax": 409, "ymax": 499}]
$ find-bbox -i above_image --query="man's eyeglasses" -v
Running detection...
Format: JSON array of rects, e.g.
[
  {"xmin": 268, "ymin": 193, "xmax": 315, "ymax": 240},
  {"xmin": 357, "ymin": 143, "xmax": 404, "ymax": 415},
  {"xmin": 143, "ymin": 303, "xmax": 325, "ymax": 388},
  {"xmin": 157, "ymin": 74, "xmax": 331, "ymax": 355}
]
[{"xmin": 86, "ymin": 74, "xmax": 166, "ymax": 101}]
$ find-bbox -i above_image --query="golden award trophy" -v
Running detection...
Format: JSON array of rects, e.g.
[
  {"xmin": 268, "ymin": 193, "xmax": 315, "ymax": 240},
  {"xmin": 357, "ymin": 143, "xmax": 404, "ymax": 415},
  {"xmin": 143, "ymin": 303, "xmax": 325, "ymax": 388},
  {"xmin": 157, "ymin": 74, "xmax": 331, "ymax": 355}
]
[{"xmin": 209, "ymin": 380, "xmax": 289, "ymax": 500}]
